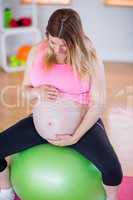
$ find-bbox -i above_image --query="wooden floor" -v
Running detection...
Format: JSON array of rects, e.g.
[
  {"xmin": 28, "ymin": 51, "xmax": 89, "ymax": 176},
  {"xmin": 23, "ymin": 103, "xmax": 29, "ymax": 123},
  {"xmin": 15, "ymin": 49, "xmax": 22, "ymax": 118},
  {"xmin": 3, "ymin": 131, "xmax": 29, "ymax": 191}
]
[{"xmin": 0, "ymin": 62, "xmax": 133, "ymax": 176}]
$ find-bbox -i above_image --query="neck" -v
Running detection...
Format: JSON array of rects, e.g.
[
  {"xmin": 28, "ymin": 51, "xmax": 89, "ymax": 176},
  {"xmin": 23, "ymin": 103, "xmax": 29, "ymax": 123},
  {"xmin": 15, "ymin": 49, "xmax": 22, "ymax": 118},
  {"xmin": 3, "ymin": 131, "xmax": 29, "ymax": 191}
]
[{"xmin": 56, "ymin": 55, "xmax": 67, "ymax": 64}]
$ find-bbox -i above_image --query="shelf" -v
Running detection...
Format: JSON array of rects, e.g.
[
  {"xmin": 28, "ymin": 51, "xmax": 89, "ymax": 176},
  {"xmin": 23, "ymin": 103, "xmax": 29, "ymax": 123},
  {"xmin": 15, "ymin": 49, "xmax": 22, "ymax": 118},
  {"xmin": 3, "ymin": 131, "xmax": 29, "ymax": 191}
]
[
  {"xmin": 2, "ymin": 26, "xmax": 40, "ymax": 36},
  {"xmin": 0, "ymin": 1, "xmax": 41, "ymax": 73},
  {"xmin": 2, "ymin": 65, "xmax": 26, "ymax": 72}
]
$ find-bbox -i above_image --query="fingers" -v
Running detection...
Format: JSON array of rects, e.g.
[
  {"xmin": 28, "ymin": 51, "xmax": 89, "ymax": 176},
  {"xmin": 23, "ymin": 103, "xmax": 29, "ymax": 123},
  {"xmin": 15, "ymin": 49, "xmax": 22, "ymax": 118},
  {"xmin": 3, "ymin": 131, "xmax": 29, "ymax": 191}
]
[
  {"xmin": 39, "ymin": 87, "xmax": 60, "ymax": 101},
  {"xmin": 45, "ymin": 85, "xmax": 61, "ymax": 100},
  {"xmin": 47, "ymin": 137, "xmax": 66, "ymax": 146},
  {"xmin": 47, "ymin": 93, "xmax": 58, "ymax": 100},
  {"xmin": 56, "ymin": 134, "xmax": 70, "ymax": 140},
  {"xmin": 47, "ymin": 140, "xmax": 62, "ymax": 146},
  {"xmin": 45, "ymin": 84, "xmax": 60, "ymax": 93},
  {"xmin": 39, "ymin": 84, "xmax": 62, "ymax": 101},
  {"xmin": 47, "ymin": 91, "xmax": 59, "ymax": 96}
]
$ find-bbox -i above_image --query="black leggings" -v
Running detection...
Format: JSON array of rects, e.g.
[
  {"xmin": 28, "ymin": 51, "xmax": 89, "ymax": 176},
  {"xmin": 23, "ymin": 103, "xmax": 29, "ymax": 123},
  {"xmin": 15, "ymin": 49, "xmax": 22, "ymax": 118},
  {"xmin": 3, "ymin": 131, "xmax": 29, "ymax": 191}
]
[{"xmin": 0, "ymin": 114, "xmax": 123, "ymax": 186}]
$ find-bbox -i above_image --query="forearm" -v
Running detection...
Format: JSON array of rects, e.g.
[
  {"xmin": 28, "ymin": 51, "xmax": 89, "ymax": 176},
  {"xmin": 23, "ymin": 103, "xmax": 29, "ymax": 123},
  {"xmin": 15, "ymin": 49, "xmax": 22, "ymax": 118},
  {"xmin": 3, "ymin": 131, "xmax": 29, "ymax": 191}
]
[
  {"xmin": 74, "ymin": 103, "xmax": 104, "ymax": 140},
  {"xmin": 21, "ymin": 85, "xmax": 40, "ymax": 102},
  {"xmin": 74, "ymin": 57, "xmax": 106, "ymax": 140}
]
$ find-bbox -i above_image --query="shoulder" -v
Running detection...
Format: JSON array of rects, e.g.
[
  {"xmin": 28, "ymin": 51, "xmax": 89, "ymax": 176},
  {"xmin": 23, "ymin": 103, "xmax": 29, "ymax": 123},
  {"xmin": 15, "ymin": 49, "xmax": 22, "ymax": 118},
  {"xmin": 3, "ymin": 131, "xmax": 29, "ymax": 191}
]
[
  {"xmin": 83, "ymin": 35, "xmax": 105, "ymax": 86},
  {"xmin": 84, "ymin": 35, "xmax": 104, "ymax": 66},
  {"xmin": 35, "ymin": 39, "xmax": 48, "ymax": 55},
  {"xmin": 27, "ymin": 39, "xmax": 48, "ymax": 65},
  {"xmin": 29, "ymin": 38, "xmax": 48, "ymax": 56}
]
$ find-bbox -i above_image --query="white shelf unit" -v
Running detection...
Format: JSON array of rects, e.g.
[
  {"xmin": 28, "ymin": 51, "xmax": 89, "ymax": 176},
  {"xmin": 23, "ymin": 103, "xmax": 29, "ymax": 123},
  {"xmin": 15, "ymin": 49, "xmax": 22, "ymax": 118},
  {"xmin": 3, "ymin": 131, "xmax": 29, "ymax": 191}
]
[{"xmin": 0, "ymin": 0, "xmax": 42, "ymax": 72}]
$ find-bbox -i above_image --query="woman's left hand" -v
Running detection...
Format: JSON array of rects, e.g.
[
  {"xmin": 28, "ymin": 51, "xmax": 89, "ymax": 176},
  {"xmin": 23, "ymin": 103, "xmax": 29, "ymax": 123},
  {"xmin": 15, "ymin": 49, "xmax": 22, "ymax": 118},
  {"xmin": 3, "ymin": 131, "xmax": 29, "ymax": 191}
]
[{"xmin": 47, "ymin": 134, "xmax": 79, "ymax": 147}]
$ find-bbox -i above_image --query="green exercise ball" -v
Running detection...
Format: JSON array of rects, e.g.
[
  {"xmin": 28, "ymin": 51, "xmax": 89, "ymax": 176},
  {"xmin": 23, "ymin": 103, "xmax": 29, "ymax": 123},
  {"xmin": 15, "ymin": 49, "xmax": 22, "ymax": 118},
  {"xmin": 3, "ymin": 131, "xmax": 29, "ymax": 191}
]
[{"xmin": 11, "ymin": 144, "xmax": 106, "ymax": 200}]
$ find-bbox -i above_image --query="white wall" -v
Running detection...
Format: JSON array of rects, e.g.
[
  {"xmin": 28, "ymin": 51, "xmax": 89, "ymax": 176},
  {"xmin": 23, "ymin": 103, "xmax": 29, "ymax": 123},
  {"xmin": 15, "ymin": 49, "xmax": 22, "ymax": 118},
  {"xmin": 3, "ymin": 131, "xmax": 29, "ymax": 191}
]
[
  {"xmin": 37, "ymin": 0, "xmax": 133, "ymax": 63},
  {"xmin": 1, "ymin": 0, "xmax": 133, "ymax": 63}
]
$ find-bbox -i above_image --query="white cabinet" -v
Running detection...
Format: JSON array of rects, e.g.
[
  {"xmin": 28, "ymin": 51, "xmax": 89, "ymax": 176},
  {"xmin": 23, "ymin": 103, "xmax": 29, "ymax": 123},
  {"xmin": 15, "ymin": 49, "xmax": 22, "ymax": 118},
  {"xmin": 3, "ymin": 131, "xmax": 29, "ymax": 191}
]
[{"xmin": 0, "ymin": 0, "xmax": 42, "ymax": 72}]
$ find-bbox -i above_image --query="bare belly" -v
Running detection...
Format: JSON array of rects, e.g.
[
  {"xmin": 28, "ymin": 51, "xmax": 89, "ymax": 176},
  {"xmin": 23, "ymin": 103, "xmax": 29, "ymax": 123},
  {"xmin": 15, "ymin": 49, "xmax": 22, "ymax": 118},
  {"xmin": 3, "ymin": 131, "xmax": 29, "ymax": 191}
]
[{"xmin": 32, "ymin": 96, "xmax": 89, "ymax": 140}]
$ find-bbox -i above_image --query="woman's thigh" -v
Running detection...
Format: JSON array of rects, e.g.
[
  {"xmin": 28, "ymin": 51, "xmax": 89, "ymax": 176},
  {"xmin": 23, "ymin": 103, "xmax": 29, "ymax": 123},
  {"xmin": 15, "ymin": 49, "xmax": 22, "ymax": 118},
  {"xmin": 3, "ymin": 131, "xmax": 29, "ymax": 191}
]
[
  {"xmin": 0, "ymin": 115, "xmax": 47, "ymax": 158},
  {"xmin": 71, "ymin": 118, "xmax": 123, "ymax": 184}
]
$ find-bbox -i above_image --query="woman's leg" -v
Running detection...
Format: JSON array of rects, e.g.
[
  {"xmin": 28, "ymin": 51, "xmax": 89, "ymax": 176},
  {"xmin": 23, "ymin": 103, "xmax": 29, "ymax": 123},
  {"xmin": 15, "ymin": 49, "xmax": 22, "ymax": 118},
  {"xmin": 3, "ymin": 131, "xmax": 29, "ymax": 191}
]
[
  {"xmin": 0, "ymin": 159, "xmax": 15, "ymax": 200},
  {"xmin": 71, "ymin": 118, "xmax": 123, "ymax": 200},
  {"xmin": 0, "ymin": 157, "xmax": 11, "ymax": 188},
  {"xmin": 0, "ymin": 114, "xmax": 47, "ymax": 199}
]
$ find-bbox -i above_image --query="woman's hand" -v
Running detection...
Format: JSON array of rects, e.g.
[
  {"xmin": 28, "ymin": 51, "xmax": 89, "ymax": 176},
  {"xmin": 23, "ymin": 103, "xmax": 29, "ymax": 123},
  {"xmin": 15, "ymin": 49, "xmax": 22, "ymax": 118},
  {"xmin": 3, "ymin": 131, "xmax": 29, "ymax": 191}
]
[
  {"xmin": 47, "ymin": 134, "xmax": 80, "ymax": 147},
  {"xmin": 37, "ymin": 84, "xmax": 61, "ymax": 101},
  {"xmin": 22, "ymin": 84, "xmax": 61, "ymax": 103}
]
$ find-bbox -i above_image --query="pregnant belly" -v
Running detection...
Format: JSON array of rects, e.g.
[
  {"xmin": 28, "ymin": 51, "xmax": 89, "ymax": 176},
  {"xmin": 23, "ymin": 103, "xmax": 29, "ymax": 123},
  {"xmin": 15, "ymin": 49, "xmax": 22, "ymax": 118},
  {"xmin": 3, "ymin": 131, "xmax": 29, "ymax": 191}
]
[{"xmin": 32, "ymin": 97, "xmax": 88, "ymax": 140}]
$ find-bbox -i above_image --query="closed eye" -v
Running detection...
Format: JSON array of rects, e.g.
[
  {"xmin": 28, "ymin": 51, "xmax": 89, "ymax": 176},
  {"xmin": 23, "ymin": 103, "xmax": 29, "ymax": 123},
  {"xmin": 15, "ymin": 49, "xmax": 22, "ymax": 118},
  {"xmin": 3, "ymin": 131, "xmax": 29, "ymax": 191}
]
[
  {"xmin": 50, "ymin": 41, "xmax": 66, "ymax": 48},
  {"xmin": 51, "ymin": 41, "xmax": 55, "ymax": 45}
]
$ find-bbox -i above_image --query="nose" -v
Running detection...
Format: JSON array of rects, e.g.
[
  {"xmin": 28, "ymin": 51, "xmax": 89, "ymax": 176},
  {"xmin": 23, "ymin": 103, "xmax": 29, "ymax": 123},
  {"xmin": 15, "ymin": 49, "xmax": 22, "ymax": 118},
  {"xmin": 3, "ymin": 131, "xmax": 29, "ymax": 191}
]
[{"xmin": 54, "ymin": 46, "xmax": 60, "ymax": 54}]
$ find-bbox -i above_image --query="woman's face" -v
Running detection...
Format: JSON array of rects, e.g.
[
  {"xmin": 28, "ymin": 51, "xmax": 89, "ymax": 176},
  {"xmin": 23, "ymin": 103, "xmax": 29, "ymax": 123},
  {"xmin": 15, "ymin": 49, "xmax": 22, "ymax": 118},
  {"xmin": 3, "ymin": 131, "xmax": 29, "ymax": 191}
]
[{"xmin": 48, "ymin": 34, "xmax": 67, "ymax": 56}]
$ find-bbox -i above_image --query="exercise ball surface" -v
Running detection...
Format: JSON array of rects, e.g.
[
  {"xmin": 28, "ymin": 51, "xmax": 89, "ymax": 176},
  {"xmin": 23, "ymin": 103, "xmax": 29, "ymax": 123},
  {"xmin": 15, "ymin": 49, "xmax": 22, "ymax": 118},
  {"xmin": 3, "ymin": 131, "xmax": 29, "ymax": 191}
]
[{"xmin": 11, "ymin": 144, "xmax": 106, "ymax": 200}]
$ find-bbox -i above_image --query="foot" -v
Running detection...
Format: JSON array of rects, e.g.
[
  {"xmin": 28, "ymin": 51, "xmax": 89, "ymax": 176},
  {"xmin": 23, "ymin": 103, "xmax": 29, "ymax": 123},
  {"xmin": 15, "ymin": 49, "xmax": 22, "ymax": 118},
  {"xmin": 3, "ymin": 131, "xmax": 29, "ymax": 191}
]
[{"xmin": 0, "ymin": 188, "xmax": 15, "ymax": 200}]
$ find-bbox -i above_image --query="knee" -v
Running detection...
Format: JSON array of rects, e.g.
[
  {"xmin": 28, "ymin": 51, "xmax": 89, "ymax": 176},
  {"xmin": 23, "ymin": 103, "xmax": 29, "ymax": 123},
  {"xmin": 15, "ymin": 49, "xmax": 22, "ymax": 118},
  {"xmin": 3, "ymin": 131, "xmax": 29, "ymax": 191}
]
[
  {"xmin": 5, "ymin": 156, "xmax": 12, "ymax": 166},
  {"xmin": 0, "ymin": 158, "xmax": 7, "ymax": 172},
  {"xmin": 102, "ymin": 161, "xmax": 123, "ymax": 186}
]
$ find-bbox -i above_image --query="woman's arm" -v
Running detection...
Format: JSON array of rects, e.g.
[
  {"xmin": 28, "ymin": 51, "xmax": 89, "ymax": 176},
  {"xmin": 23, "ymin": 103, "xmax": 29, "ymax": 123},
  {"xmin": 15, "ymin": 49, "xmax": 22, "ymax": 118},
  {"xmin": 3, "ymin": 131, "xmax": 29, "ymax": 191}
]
[
  {"xmin": 21, "ymin": 41, "xmax": 61, "ymax": 103},
  {"xmin": 74, "ymin": 54, "xmax": 106, "ymax": 140},
  {"xmin": 21, "ymin": 45, "xmax": 41, "ymax": 101}
]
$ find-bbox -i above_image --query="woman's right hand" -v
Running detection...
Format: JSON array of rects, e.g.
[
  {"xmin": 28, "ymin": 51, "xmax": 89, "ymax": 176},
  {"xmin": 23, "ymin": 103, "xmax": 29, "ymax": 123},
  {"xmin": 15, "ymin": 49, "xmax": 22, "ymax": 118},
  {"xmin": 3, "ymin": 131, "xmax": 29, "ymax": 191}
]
[{"xmin": 37, "ymin": 84, "xmax": 61, "ymax": 101}]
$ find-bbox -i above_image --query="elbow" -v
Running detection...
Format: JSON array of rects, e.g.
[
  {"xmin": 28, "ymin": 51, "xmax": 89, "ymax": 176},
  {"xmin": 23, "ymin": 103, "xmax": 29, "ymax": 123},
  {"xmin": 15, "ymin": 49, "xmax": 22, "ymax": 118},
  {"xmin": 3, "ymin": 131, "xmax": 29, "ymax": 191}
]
[
  {"xmin": 21, "ymin": 86, "xmax": 27, "ymax": 100},
  {"xmin": 96, "ymin": 91, "xmax": 106, "ymax": 114},
  {"xmin": 90, "ymin": 98, "xmax": 106, "ymax": 117},
  {"xmin": 96, "ymin": 100, "xmax": 106, "ymax": 116},
  {"xmin": 21, "ymin": 85, "xmax": 31, "ymax": 100}
]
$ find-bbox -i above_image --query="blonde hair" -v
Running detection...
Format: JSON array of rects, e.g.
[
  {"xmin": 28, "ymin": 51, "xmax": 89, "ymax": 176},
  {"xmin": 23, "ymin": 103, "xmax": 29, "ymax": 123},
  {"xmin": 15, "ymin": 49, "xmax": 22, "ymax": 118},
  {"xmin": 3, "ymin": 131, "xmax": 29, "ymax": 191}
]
[{"xmin": 44, "ymin": 8, "xmax": 99, "ymax": 83}]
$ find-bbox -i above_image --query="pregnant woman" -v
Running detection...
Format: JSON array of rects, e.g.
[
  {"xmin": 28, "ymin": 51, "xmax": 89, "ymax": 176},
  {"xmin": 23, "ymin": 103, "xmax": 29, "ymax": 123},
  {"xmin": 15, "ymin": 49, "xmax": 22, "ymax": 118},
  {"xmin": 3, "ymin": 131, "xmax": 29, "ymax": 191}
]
[{"xmin": 0, "ymin": 8, "xmax": 123, "ymax": 200}]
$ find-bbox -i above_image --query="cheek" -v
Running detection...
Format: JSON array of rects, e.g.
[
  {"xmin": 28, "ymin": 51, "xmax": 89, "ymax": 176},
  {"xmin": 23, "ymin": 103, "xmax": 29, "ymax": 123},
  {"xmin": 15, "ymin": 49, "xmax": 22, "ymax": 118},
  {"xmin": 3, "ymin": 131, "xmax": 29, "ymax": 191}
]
[{"xmin": 60, "ymin": 47, "xmax": 67, "ymax": 53}]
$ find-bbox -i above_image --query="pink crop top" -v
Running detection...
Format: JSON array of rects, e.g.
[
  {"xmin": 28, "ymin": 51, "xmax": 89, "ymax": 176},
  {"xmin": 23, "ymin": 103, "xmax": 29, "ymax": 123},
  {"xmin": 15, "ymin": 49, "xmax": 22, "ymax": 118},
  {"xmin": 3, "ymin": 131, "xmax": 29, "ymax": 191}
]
[{"xmin": 30, "ymin": 43, "xmax": 91, "ymax": 105}]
